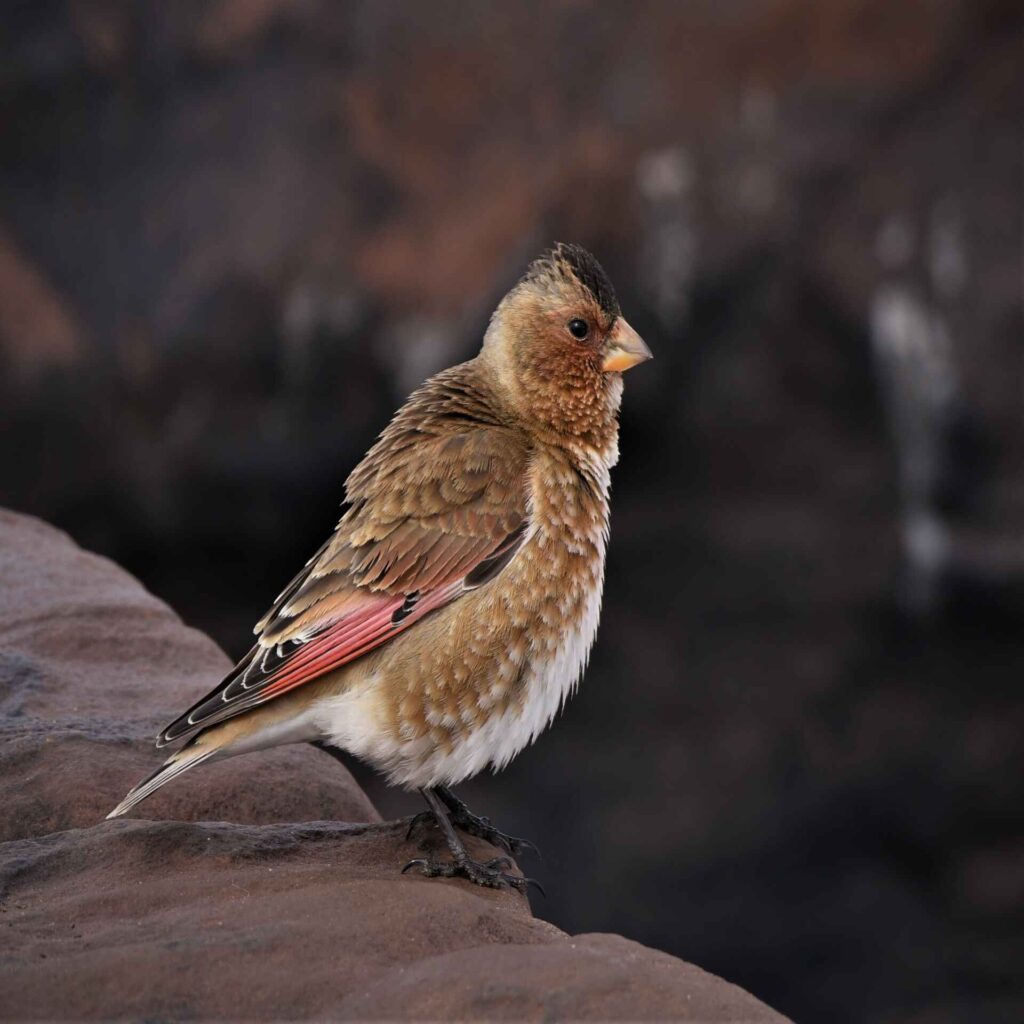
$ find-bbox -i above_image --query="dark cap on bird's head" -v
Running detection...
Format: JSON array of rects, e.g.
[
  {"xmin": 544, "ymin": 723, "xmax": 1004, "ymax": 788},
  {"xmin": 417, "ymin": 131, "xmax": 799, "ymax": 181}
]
[{"xmin": 521, "ymin": 242, "xmax": 621, "ymax": 322}]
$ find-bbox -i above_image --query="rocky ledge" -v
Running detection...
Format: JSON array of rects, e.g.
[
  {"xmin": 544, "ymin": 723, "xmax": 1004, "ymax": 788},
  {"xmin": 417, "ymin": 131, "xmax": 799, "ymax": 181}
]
[{"xmin": 0, "ymin": 509, "xmax": 787, "ymax": 1022}]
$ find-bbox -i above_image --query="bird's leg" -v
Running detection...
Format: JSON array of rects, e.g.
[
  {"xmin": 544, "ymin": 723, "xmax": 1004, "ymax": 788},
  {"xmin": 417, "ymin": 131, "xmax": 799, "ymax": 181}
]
[
  {"xmin": 402, "ymin": 788, "xmax": 541, "ymax": 894},
  {"xmin": 311, "ymin": 742, "xmax": 539, "ymax": 869},
  {"xmin": 402, "ymin": 784, "xmax": 539, "ymax": 856},
  {"xmin": 434, "ymin": 785, "xmax": 539, "ymax": 858}
]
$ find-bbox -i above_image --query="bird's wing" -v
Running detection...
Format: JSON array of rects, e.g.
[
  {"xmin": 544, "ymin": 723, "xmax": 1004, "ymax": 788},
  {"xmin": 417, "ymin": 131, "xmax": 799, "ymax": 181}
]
[{"xmin": 158, "ymin": 411, "xmax": 530, "ymax": 747}]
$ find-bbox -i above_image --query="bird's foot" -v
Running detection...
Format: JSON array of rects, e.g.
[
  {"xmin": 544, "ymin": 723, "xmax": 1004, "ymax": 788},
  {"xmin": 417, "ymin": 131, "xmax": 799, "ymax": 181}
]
[
  {"xmin": 402, "ymin": 853, "xmax": 542, "ymax": 895},
  {"xmin": 447, "ymin": 808, "xmax": 539, "ymax": 859},
  {"xmin": 405, "ymin": 806, "xmax": 538, "ymax": 858},
  {"xmin": 436, "ymin": 789, "xmax": 540, "ymax": 859}
]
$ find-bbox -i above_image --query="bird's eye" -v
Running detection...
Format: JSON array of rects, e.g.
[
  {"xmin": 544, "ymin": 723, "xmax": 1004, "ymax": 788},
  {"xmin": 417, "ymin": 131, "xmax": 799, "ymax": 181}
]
[{"xmin": 567, "ymin": 318, "xmax": 589, "ymax": 340}]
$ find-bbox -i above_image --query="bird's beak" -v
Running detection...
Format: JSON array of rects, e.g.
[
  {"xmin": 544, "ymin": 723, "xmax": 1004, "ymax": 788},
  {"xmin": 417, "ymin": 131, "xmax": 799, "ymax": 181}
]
[{"xmin": 601, "ymin": 317, "xmax": 653, "ymax": 373}]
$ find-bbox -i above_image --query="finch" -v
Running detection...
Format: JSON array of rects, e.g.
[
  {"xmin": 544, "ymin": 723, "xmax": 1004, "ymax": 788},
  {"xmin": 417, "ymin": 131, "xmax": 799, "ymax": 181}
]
[{"xmin": 108, "ymin": 243, "xmax": 652, "ymax": 890}]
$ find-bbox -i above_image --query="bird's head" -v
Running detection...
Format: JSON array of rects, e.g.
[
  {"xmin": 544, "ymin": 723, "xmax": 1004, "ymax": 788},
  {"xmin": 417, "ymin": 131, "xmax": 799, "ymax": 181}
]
[{"xmin": 481, "ymin": 243, "xmax": 652, "ymax": 442}]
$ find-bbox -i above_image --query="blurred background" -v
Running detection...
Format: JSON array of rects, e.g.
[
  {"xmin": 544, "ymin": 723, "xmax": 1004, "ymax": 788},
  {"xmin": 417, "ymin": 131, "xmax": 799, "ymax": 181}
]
[{"xmin": 2, "ymin": 2, "xmax": 1022, "ymax": 1021}]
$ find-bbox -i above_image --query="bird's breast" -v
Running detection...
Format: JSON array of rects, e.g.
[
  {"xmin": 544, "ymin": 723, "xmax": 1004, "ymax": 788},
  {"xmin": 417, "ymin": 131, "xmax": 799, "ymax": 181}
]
[{"xmin": 322, "ymin": 444, "xmax": 613, "ymax": 790}]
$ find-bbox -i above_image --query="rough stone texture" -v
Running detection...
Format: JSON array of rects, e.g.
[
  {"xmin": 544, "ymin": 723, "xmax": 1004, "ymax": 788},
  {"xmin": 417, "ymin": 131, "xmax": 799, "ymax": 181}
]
[
  {"xmin": 0, "ymin": 509, "xmax": 379, "ymax": 843},
  {"xmin": 0, "ymin": 509, "xmax": 787, "ymax": 1022}
]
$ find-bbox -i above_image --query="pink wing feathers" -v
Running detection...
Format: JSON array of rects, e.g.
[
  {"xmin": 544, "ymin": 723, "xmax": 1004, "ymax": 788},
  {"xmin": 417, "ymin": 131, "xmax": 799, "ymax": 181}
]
[{"xmin": 157, "ymin": 371, "xmax": 530, "ymax": 747}]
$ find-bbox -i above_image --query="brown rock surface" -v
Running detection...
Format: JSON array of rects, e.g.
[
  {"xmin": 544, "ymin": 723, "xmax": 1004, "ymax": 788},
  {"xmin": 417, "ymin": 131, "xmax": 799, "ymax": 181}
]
[
  {"xmin": 0, "ymin": 509, "xmax": 379, "ymax": 843},
  {"xmin": 0, "ymin": 509, "xmax": 788, "ymax": 1022}
]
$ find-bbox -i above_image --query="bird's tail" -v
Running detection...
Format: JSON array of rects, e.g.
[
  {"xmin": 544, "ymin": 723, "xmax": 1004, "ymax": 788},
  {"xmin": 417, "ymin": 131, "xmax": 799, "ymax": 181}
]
[{"xmin": 106, "ymin": 740, "xmax": 217, "ymax": 820}]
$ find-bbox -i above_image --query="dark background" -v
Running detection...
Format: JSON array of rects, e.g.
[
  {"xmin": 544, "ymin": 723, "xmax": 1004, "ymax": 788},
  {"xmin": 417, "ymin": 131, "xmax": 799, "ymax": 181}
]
[{"xmin": 2, "ymin": 3, "xmax": 1022, "ymax": 1022}]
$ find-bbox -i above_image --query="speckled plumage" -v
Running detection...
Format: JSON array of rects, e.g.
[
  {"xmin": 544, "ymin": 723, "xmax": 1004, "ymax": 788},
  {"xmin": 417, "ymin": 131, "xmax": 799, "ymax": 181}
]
[{"xmin": 108, "ymin": 244, "xmax": 650, "ymax": 834}]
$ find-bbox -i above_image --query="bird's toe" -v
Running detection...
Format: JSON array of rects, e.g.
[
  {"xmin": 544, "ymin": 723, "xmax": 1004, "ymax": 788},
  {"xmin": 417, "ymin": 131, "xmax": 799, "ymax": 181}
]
[
  {"xmin": 400, "ymin": 853, "xmax": 534, "ymax": 894},
  {"xmin": 404, "ymin": 810, "xmax": 436, "ymax": 841}
]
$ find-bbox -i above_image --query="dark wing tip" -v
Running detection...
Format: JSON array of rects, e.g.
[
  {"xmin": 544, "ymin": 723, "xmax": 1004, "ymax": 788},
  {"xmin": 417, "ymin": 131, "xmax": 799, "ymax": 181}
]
[
  {"xmin": 157, "ymin": 713, "xmax": 198, "ymax": 747},
  {"xmin": 155, "ymin": 723, "xmax": 184, "ymax": 748},
  {"xmin": 155, "ymin": 642, "xmax": 267, "ymax": 747}
]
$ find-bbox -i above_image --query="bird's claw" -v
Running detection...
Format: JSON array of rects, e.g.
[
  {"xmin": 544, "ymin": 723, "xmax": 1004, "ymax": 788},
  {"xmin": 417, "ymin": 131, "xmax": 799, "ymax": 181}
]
[
  {"xmin": 508, "ymin": 836, "xmax": 541, "ymax": 859},
  {"xmin": 445, "ymin": 807, "xmax": 540, "ymax": 860},
  {"xmin": 401, "ymin": 854, "xmax": 538, "ymax": 895}
]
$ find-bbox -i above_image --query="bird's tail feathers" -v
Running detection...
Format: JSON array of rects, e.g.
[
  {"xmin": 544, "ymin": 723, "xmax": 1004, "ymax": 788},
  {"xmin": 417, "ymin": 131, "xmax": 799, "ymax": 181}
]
[{"xmin": 105, "ymin": 741, "xmax": 216, "ymax": 820}]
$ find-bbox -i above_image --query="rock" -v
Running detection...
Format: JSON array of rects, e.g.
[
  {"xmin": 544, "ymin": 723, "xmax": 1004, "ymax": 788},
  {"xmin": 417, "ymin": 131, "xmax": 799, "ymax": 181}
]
[
  {"xmin": 0, "ymin": 509, "xmax": 788, "ymax": 1021},
  {"xmin": 0, "ymin": 508, "xmax": 379, "ymax": 843}
]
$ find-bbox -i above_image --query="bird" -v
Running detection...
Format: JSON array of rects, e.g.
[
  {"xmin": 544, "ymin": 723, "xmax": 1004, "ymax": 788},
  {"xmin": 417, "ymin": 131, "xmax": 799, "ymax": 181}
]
[{"xmin": 107, "ymin": 243, "xmax": 652, "ymax": 891}]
